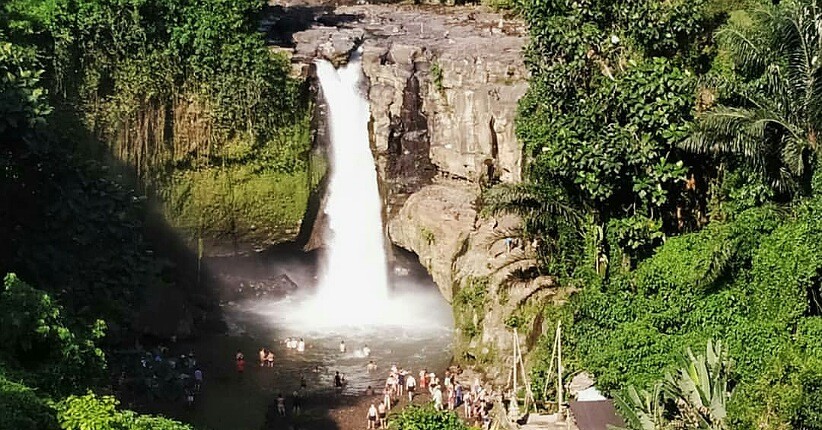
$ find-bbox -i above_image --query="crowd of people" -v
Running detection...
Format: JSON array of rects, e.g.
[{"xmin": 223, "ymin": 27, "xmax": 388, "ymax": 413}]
[
  {"xmin": 119, "ymin": 345, "xmax": 205, "ymax": 408},
  {"xmin": 365, "ymin": 365, "xmax": 499, "ymax": 429},
  {"xmin": 231, "ymin": 338, "xmax": 498, "ymax": 429}
]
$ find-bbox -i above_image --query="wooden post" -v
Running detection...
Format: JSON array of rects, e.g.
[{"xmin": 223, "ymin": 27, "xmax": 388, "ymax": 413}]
[
  {"xmin": 557, "ymin": 321, "xmax": 564, "ymax": 421},
  {"xmin": 513, "ymin": 328, "xmax": 518, "ymax": 396}
]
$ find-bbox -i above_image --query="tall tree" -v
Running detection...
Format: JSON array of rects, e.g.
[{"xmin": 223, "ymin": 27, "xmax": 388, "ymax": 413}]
[{"xmin": 684, "ymin": 0, "xmax": 822, "ymax": 196}]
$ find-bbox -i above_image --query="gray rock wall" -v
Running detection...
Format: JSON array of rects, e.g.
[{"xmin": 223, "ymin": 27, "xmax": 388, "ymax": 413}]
[{"xmin": 282, "ymin": 3, "xmax": 554, "ymax": 381}]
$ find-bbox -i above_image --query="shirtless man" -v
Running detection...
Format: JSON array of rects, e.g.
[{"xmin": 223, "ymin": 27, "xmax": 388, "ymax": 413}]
[
  {"xmin": 378, "ymin": 401, "xmax": 387, "ymax": 428},
  {"xmin": 367, "ymin": 403, "xmax": 378, "ymax": 429}
]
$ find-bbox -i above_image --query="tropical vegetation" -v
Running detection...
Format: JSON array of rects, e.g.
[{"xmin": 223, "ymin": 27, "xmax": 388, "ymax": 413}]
[
  {"xmin": 4, "ymin": 0, "xmax": 822, "ymax": 427},
  {"xmin": 497, "ymin": 0, "xmax": 822, "ymax": 428},
  {"xmin": 0, "ymin": 0, "xmax": 306, "ymax": 428}
]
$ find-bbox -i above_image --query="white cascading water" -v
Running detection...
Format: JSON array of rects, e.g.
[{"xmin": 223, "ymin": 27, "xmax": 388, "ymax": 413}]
[{"xmin": 309, "ymin": 51, "xmax": 390, "ymax": 325}]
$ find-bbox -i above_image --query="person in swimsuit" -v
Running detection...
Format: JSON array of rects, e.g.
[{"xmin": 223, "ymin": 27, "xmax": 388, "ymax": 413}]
[
  {"xmin": 277, "ymin": 393, "xmax": 286, "ymax": 416},
  {"xmin": 383, "ymin": 386, "xmax": 392, "ymax": 411},
  {"xmin": 339, "ymin": 340, "xmax": 346, "ymax": 353},
  {"xmin": 367, "ymin": 403, "xmax": 378, "ymax": 429},
  {"xmin": 259, "ymin": 348, "xmax": 266, "ymax": 366},
  {"xmin": 378, "ymin": 401, "xmax": 387, "ymax": 428},
  {"xmin": 334, "ymin": 371, "xmax": 343, "ymax": 388}
]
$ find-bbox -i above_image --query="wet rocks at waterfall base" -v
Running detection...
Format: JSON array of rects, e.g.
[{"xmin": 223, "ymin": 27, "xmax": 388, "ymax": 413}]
[{"xmin": 220, "ymin": 273, "xmax": 300, "ymax": 302}]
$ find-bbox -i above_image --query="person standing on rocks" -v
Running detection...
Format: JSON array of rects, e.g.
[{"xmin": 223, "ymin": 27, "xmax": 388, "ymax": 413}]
[
  {"xmin": 433, "ymin": 384, "xmax": 444, "ymax": 411},
  {"xmin": 292, "ymin": 390, "xmax": 302, "ymax": 414},
  {"xmin": 339, "ymin": 340, "xmax": 346, "ymax": 353},
  {"xmin": 406, "ymin": 373, "xmax": 416, "ymax": 402},
  {"xmin": 377, "ymin": 401, "xmax": 387, "ymax": 428},
  {"xmin": 367, "ymin": 403, "xmax": 378, "ymax": 429},
  {"xmin": 397, "ymin": 370, "xmax": 406, "ymax": 397},
  {"xmin": 383, "ymin": 386, "xmax": 392, "ymax": 411}
]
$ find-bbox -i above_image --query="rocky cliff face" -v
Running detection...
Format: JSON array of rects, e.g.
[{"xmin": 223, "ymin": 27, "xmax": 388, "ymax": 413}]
[
  {"xmin": 276, "ymin": 2, "xmax": 558, "ymax": 380},
  {"xmin": 288, "ymin": 5, "xmax": 527, "ymax": 197}
]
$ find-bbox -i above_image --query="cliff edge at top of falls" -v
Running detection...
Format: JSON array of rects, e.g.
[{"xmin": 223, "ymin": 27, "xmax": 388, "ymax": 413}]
[
  {"xmin": 268, "ymin": 1, "xmax": 528, "ymax": 185},
  {"xmin": 268, "ymin": 2, "xmax": 562, "ymax": 381}
]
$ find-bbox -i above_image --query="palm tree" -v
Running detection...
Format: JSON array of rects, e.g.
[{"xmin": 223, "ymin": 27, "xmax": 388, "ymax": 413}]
[
  {"xmin": 482, "ymin": 182, "xmax": 582, "ymax": 231},
  {"xmin": 482, "ymin": 182, "xmax": 587, "ymax": 274},
  {"xmin": 683, "ymin": 0, "xmax": 822, "ymax": 195}
]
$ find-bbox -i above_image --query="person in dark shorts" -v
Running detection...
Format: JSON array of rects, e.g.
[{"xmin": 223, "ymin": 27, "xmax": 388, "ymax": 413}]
[
  {"xmin": 367, "ymin": 403, "xmax": 378, "ymax": 429},
  {"xmin": 334, "ymin": 371, "xmax": 343, "ymax": 388},
  {"xmin": 292, "ymin": 390, "xmax": 302, "ymax": 414},
  {"xmin": 378, "ymin": 401, "xmax": 387, "ymax": 428}
]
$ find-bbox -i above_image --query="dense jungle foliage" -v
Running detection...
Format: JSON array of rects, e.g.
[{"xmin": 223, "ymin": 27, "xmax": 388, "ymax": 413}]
[
  {"xmin": 489, "ymin": 0, "xmax": 822, "ymax": 427},
  {"xmin": 4, "ymin": 0, "xmax": 313, "ymax": 247},
  {"xmin": 1, "ymin": 0, "xmax": 305, "ymax": 428}
]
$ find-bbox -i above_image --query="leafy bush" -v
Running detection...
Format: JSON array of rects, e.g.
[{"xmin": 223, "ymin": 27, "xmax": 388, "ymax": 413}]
[
  {"xmin": 55, "ymin": 393, "xmax": 192, "ymax": 430},
  {"xmin": 389, "ymin": 405, "xmax": 468, "ymax": 430},
  {"xmin": 0, "ymin": 375, "xmax": 59, "ymax": 430},
  {"xmin": 0, "ymin": 274, "xmax": 106, "ymax": 397}
]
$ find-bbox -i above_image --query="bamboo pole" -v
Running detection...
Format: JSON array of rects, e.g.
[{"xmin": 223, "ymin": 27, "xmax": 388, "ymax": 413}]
[{"xmin": 557, "ymin": 321, "xmax": 564, "ymax": 421}]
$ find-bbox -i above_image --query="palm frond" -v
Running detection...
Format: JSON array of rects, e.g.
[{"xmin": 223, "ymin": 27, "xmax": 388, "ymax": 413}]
[
  {"xmin": 686, "ymin": 0, "xmax": 822, "ymax": 196},
  {"xmin": 482, "ymin": 183, "xmax": 582, "ymax": 227}
]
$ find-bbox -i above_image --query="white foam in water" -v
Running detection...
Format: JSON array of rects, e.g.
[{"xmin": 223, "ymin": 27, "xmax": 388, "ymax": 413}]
[{"xmin": 300, "ymin": 51, "xmax": 391, "ymax": 328}]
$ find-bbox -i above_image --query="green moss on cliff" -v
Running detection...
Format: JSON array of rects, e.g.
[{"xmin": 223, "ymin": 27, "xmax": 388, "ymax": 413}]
[
  {"xmin": 156, "ymin": 113, "xmax": 315, "ymax": 247},
  {"xmin": 453, "ymin": 276, "xmax": 490, "ymax": 361}
]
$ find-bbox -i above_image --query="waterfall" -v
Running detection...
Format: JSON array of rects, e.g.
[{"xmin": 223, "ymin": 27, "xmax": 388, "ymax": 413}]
[{"xmin": 312, "ymin": 51, "xmax": 390, "ymax": 325}]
